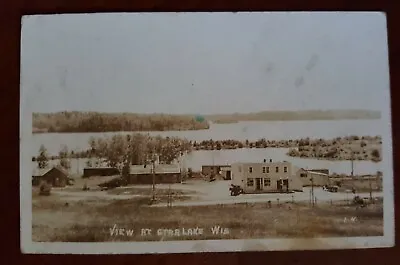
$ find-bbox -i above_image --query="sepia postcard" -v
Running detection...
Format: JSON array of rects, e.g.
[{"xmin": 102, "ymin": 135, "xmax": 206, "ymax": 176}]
[{"xmin": 20, "ymin": 12, "xmax": 394, "ymax": 254}]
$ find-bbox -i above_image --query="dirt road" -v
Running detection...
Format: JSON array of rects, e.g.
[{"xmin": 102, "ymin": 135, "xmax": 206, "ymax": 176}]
[
  {"xmin": 48, "ymin": 189, "xmax": 142, "ymax": 201},
  {"xmin": 49, "ymin": 180, "xmax": 383, "ymax": 207}
]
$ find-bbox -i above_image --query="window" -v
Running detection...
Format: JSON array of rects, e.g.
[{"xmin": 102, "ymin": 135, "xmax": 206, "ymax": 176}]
[
  {"xmin": 276, "ymin": 167, "xmax": 279, "ymax": 173},
  {"xmin": 262, "ymin": 167, "xmax": 266, "ymax": 173},
  {"xmin": 284, "ymin": 166, "xmax": 288, "ymax": 173},
  {"xmin": 247, "ymin": 178, "xmax": 254, "ymax": 186},
  {"xmin": 300, "ymin": 173, "xmax": 307, "ymax": 178},
  {"xmin": 249, "ymin": 167, "xmax": 253, "ymax": 173},
  {"xmin": 266, "ymin": 167, "xmax": 270, "ymax": 173},
  {"xmin": 264, "ymin": 178, "xmax": 271, "ymax": 186}
]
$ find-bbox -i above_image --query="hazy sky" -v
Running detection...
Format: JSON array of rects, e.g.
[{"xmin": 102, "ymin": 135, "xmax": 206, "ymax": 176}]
[{"xmin": 20, "ymin": 12, "xmax": 390, "ymax": 114}]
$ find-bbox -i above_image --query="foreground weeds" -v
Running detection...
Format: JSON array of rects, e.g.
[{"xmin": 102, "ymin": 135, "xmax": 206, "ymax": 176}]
[{"xmin": 32, "ymin": 197, "xmax": 383, "ymax": 242}]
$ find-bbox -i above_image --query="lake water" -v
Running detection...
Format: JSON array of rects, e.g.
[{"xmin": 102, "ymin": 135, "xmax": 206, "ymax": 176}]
[
  {"xmin": 32, "ymin": 120, "xmax": 383, "ymax": 155},
  {"xmin": 30, "ymin": 120, "xmax": 385, "ymax": 175},
  {"xmin": 33, "ymin": 148, "xmax": 380, "ymax": 176}
]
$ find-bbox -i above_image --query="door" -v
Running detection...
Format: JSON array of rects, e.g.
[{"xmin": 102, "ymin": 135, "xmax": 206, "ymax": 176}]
[
  {"xmin": 256, "ymin": 178, "xmax": 262, "ymax": 190},
  {"xmin": 283, "ymin": 179, "xmax": 289, "ymax": 191},
  {"xmin": 277, "ymin": 180, "xmax": 283, "ymax": 191},
  {"xmin": 226, "ymin": 170, "xmax": 231, "ymax": 180}
]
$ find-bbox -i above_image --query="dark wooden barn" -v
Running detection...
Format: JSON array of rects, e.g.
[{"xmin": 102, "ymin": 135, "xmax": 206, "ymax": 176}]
[
  {"xmin": 127, "ymin": 164, "xmax": 182, "ymax": 184},
  {"xmin": 83, "ymin": 167, "xmax": 120, "ymax": 178},
  {"xmin": 32, "ymin": 166, "xmax": 69, "ymax": 187}
]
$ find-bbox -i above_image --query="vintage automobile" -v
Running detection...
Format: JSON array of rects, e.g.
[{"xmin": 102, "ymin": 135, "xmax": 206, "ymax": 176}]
[
  {"xmin": 323, "ymin": 185, "xmax": 339, "ymax": 192},
  {"xmin": 353, "ymin": 195, "xmax": 369, "ymax": 207},
  {"xmin": 229, "ymin": 184, "xmax": 243, "ymax": 196}
]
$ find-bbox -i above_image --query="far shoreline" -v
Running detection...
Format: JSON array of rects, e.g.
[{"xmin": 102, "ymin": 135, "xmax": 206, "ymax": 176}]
[
  {"xmin": 32, "ymin": 109, "xmax": 381, "ymax": 134},
  {"xmin": 32, "ymin": 117, "xmax": 381, "ymax": 134}
]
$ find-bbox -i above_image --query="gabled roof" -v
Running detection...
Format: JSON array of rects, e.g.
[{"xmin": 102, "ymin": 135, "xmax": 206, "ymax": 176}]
[
  {"xmin": 307, "ymin": 170, "xmax": 329, "ymax": 176},
  {"xmin": 32, "ymin": 167, "xmax": 52, "ymax": 177},
  {"xmin": 129, "ymin": 164, "xmax": 181, "ymax": 175},
  {"xmin": 32, "ymin": 166, "xmax": 69, "ymax": 177}
]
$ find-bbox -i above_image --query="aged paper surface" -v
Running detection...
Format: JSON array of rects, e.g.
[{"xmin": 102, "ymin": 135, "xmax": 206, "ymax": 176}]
[{"xmin": 20, "ymin": 12, "xmax": 394, "ymax": 254}]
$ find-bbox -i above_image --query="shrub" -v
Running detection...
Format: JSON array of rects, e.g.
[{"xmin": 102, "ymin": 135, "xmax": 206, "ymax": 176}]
[
  {"xmin": 334, "ymin": 181, "xmax": 342, "ymax": 187},
  {"xmin": 287, "ymin": 148, "xmax": 299, "ymax": 156},
  {"xmin": 83, "ymin": 183, "xmax": 90, "ymax": 191},
  {"xmin": 353, "ymin": 196, "xmax": 365, "ymax": 205},
  {"xmin": 371, "ymin": 149, "xmax": 381, "ymax": 160},
  {"xmin": 39, "ymin": 182, "xmax": 51, "ymax": 196}
]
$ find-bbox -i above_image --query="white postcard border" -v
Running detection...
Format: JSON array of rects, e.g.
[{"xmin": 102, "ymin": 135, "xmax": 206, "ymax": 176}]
[{"xmin": 20, "ymin": 12, "xmax": 395, "ymax": 254}]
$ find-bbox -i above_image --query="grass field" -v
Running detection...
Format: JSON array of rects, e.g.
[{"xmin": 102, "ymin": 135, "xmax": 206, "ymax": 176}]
[
  {"xmin": 329, "ymin": 177, "xmax": 382, "ymax": 193},
  {"xmin": 32, "ymin": 191, "xmax": 383, "ymax": 242},
  {"xmin": 287, "ymin": 136, "xmax": 382, "ymax": 162}
]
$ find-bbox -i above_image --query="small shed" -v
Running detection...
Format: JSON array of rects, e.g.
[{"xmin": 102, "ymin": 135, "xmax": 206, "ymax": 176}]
[
  {"xmin": 201, "ymin": 165, "xmax": 229, "ymax": 177},
  {"xmin": 32, "ymin": 166, "xmax": 69, "ymax": 187},
  {"xmin": 295, "ymin": 167, "xmax": 330, "ymax": 187},
  {"xmin": 127, "ymin": 164, "xmax": 182, "ymax": 184},
  {"xmin": 219, "ymin": 165, "xmax": 232, "ymax": 180}
]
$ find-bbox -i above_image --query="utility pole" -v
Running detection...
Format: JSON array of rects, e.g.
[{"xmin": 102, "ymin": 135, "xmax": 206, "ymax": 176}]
[
  {"xmin": 168, "ymin": 183, "xmax": 172, "ymax": 207},
  {"xmin": 181, "ymin": 152, "xmax": 186, "ymax": 183},
  {"xmin": 311, "ymin": 177, "xmax": 315, "ymax": 207},
  {"xmin": 351, "ymin": 150, "xmax": 354, "ymax": 177},
  {"xmin": 152, "ymin": 156, "xmax": 156, "ymax": 202},
  {"xmin": 77, "ymin": 154, "xmax": 80, "ymax": 175},
  {"xmin": 369, "ymin": 175, "xmax": 373, "ymax": 202},
  {"xmin": 211, "ymin": 152, "xmax": 215, "ymax": 181}
]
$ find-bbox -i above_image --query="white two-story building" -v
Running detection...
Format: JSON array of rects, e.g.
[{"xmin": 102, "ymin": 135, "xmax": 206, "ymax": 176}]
[{"xmin": 231, "ymin": 160, "xmax": 303, "ymax": 193}]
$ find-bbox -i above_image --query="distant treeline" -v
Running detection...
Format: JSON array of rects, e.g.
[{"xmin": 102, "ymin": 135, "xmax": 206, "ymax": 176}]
[
  {"xmin": 33, "ymin": 135, "xmax": 382, "ymax": 163},
  {"xmin": 34, "ymin": 133, "xmax": 192, "ymax": 171},
  {"xmin": 32, "ymin": 112, "xmax": 209, "ymax": 133},
  {"xmin": 32, "ymin": 110, "xmax": 380, "ymax": 133},
  {"xmin": 205, "ymin": 109, "xmax": 381, "ymax": 124},
  {"xmin": 192, "ymin": 135, "xmax": 381, "ymax": 151}
]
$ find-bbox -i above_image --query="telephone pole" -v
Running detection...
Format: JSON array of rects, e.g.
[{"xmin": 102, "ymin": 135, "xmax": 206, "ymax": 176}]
[
  {"xmin": 168, "ymin": 183, "xmax": 172, "ymax": 208},
  {"xmin": 152, "ymin": 156, "xmax": 156, "ymax": 202},
  {"xmin": 77, "ymin": 155, "xmax": 80, "ymax": 175},
  {"xmin": 351, "ymin": 150, "xmax": 354, "ymax": 177},
  {"xmin": 369, "ymin": 175, "xmax": 373, "ymax": 202},
  {"xmin": 211, "ymin": 152, "xmax": 215, "ymax": 181},
  {"xmin": 311, "ymin": 177, "xmax": 315, "ymax": 207}
]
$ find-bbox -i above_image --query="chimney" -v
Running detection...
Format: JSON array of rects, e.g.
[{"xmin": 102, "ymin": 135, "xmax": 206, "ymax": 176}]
[{"xmin": 270, "ymin": 159, "xmax": 272, "ymax": 162}]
